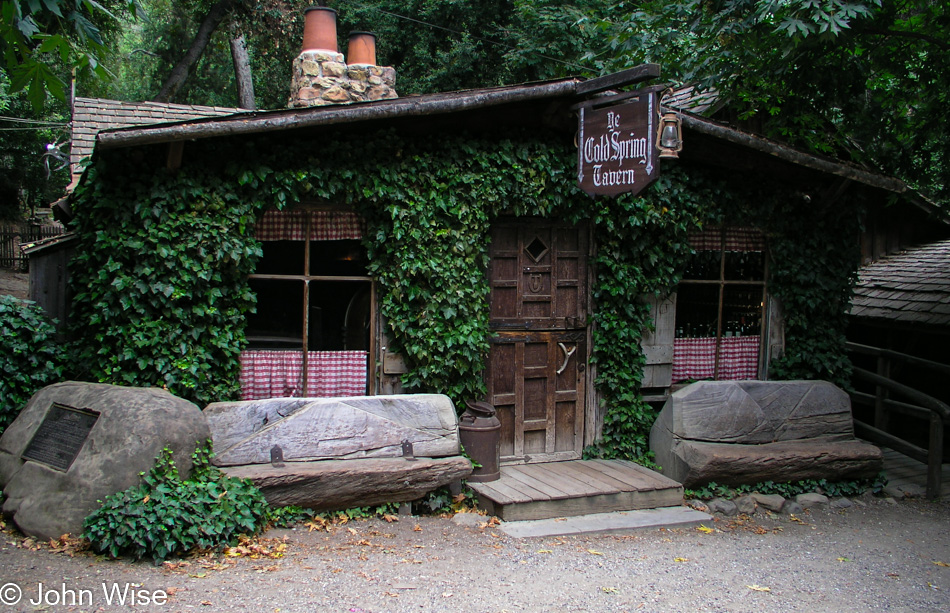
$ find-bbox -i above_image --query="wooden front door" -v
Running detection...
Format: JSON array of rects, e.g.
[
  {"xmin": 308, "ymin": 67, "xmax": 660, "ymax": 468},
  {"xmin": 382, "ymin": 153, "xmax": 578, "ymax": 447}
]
[{"xmin": 487, "ymin": 220, "xmax": 589, "ymax": 462}]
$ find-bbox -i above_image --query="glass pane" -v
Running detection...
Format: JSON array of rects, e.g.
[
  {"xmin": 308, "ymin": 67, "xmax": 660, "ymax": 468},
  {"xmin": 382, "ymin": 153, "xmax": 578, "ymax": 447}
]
[
  {"xmin": 683, "ymin": 249, "xmax": 722, "ymax": 281},
  {"xmin": 308, "ymin": 281, "xmax": 372, "ymax": 351},
  {"xmin": 255, "ymin": 241, "xmax": 306, "ymax": 275},
  {"xmin": 674, "ymin": 284, "xmax": 720, "ymax": 339},
  {"xmin": 722, "ymin": 284, "xmax": 763, "ymax": 337},
  {"xmin": 723, "ymin": 251, "xmax": 765, "ymax": 281},
  {"xmin": 309, "ymin": 240, "xmax": 368, "ymax": 277},
  {"xmin": 246, "ymin": 278, "xmax": 304, "ymax": 348}
]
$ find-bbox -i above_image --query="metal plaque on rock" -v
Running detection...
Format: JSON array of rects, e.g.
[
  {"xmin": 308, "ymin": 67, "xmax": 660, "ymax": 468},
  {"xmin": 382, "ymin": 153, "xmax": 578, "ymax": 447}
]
[
  {"xmin": 577, "ymin": 91, "xmax": 659, "ymax": 197},
  {"xmin": 22, "ymin": 403, "xmax": 99, "ymax": 472}
]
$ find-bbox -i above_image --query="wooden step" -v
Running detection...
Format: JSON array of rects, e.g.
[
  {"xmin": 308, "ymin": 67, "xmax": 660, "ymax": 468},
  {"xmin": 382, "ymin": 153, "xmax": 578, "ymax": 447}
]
[{"xmin": 468, "ymin": 459, "xmax": 684, "ymax": 521}]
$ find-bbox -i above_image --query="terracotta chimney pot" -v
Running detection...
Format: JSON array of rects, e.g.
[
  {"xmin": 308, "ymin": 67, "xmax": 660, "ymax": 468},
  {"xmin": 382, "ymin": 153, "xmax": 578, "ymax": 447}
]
[
  {"xmin": 347, "ymin": 31, "xmax": 377, "ymax": 66},
  {"xmin": 302, "ymin": 6, "xmax": 338, "ymax": 53}
]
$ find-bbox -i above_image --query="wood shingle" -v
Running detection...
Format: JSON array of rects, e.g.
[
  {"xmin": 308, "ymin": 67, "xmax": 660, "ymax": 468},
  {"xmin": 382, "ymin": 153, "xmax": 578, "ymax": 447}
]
[{"xmin": 850, "ymin": 239, "xmax": 950, "ymax": 327}]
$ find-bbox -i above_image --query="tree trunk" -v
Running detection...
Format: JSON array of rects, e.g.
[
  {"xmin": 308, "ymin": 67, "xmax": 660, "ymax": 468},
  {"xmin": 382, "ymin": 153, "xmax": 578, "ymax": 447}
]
[
  {"xmin": 229, "ymin": 29, "xmax": 256, "ymax": 110},
  {"xmin": 153, "ymin": 0, "xmax": 237, "ymax": 103}
]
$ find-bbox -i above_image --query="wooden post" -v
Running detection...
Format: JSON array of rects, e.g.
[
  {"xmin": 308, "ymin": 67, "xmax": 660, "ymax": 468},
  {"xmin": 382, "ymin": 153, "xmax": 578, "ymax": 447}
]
[{"xmin": 166, "ymin": 141, "xmax": 184, "ymax": 171}]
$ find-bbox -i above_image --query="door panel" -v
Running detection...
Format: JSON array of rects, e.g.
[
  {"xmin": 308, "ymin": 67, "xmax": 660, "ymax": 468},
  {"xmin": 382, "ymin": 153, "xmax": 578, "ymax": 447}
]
[
  {"xmin": 488, "ymin": 331, "xmax": 586, "ymax": 462},
  {"xmin": 488, "ymin": 219, "xmax": 589, "ymax": 463},
  {"xmin": 489, "ymin": 221, "xmax": 588, "ymax": 330}
]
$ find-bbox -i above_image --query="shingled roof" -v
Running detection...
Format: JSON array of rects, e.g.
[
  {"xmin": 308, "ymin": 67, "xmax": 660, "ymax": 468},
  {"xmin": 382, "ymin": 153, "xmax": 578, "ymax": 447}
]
[
  {"xmin": 850, "ymin": 239, "xmax": 950, "ymax": 327},
  {"xmin": 70, "ymin": 97, "xmax": 243, "ymax": 181}
]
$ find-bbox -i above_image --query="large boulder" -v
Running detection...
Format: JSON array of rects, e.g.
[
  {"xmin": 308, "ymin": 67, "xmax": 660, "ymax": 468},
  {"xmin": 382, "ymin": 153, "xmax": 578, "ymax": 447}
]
[
  {"xmin": 0, "ymin": 382, "xmax": 210, "ymax": 540},
  {"xmin": 204, "ymin": 394, "xmax": 461, "ymax": 466},
  {"xmin": 650, "ymin": 380, "xmax": 883, "ymax": 487}
]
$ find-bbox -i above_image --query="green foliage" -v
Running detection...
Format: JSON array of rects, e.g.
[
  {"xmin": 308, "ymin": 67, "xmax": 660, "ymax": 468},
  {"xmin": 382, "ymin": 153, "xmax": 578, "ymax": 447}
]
[
  {"xmin": 684, "ymin": 472, "xmax": 888, "ymax": 501},
  {"xmin": 0, "ymin": 0, "xmax": 142, "ymax": 109},
  {"xmin": 83, "ymin": 441, "xmax": 270, "ymax": 562},
  {"xmin": 0, "ymin": 295, "xmax": 65, "ymax": 433},
  {"xmin": 265, "ymin": 504, "xmax": 309, "ymax": 528},
  {"xmin": 751, "ymin": 193, "xmax": 862, "ymax": 386},
  {"xmin": 586, "ymin": 167, "xmax": 714, "ymax": 460},
  {"xmin": 598, "ymin": 0, "xmax": 949, "ymax": 206},
  {"xmin": 68, "ymin": 160, "xmax": 261, "ymax": 406}
]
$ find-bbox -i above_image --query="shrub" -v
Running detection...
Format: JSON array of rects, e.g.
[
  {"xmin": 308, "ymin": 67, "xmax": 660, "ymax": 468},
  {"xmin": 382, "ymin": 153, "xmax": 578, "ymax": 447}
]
[
  {"xmin": 83, "ymin": 442, "xmax": 270, "ymax": 562},
  {"xmin": 0, "ymin": 295, "xmax": 64, "ymax": 433}
]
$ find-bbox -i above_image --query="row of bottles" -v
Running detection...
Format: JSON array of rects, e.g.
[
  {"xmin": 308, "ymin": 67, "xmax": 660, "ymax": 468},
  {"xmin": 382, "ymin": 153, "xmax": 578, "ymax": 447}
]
[
  {"xmin": 683, "ymin": 250, "xmax": 765, "ymax": 282},
  {"xmin": 675, "ymin": 315, "xmax": 761, "ymax": 339}
]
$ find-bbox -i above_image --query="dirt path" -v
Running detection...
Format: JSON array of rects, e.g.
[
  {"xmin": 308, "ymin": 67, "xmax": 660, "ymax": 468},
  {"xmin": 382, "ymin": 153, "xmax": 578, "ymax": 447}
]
[
  {"xmin": 0, "ymin": 269, "xmax": 28, "ymax": 300},
  {"xmin": 1, "ymin": 496, "xmax": 948, "ymax": 612}
]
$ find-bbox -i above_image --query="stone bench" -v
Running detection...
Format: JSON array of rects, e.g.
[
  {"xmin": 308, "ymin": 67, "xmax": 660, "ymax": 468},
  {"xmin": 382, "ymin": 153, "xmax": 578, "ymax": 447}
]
[
  {"xmin": 204, "ymin": 394, "xmax": 472, "ymax": 509},
  {"xmin": 649, "ymin": 380, "xmax": 883, "ymax": 487}
]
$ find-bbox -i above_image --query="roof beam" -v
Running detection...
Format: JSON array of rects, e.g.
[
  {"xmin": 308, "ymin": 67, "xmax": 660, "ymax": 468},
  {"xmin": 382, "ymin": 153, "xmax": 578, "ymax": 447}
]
[
  {"xmin": 575, "ymin": 64, "xmax": 661, "ymax": 96},
  {"xmin": 677, "ymin": 109, "xmax": 908, "ymax": 194}
]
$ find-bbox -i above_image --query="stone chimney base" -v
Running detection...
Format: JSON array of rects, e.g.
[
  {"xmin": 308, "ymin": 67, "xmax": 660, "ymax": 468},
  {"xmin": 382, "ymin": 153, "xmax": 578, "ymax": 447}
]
[{"xmin": 289, "ymin": 50, "xmax": 397, "ymax": 108}]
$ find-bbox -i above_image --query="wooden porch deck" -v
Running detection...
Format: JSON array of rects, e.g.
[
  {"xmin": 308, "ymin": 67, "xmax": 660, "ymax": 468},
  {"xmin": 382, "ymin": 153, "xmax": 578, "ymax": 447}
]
[{"xmin": 468, "ymin": 459, "xmax": 684, "ymax": 521}]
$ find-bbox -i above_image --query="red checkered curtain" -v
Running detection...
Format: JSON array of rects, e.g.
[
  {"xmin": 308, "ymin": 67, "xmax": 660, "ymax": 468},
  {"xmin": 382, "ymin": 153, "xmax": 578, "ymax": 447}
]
[
  {"xmin": 688, "ymin": 228, "xmax": 722, "ymax": 251},
  {"xmin": 717, "ymin": 336, "xmax": 760, "ymax": 379},
  {"xmin": 672, "ymin": 337, "xmax": 717, "ymax": 381},
  {"xmin": 255, "ymin": 209, "xmax": 364, "ymax": 241},
  {"xmin": 304, "ymin": 351, "xmax": 368, "ymax": 397},
  {"xmin": 688, "ymin": 227, "xmax": 764, "ymax": 252},
  {"xmin": 672, "ymin": 336, "xmax": 760, "ymax": 382},
  {"xmin": 723, "ymin": 227, "xmax": 765, "ymax": 252},
  {"xmin": 239, "ymin": 350, "xmax": 304, "ymax": 399},
  {"xmin": 239, "ymin": 350, "xmax": 368, "ymax": 400}
]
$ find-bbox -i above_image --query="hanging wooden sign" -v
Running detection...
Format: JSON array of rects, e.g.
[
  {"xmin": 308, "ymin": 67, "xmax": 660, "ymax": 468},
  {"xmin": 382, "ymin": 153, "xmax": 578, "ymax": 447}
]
[{"xmin": 577, "ymin": 90, "xmax": 659, "ymax": 197}]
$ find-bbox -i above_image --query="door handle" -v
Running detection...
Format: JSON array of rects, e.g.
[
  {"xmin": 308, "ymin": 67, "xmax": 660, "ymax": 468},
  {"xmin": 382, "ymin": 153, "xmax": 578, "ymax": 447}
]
[{"xmin": 557, "ymin": 342, "xmax": 577, "ymax": 375}]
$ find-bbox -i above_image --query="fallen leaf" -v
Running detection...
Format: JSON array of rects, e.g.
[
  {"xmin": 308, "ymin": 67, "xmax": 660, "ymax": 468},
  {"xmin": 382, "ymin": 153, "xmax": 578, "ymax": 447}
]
[
  {"xmin": 934, "ymin": 561, "xmax": 950, "ymax": 567},
  {"xmin": 348, "ymin": 528, "xmax": 358, "ymax": 535},
  {"xmin": 601, "ymin": 587, "xmax": 618, "ymax": 593},
  {"xmin": 189, "ymin": 573, "xmax": 207, "ymax": 578},
  {"xmin": 200, "ymin": 601, "xmax": 213, "ymax": 606},
  {"xmin": 747, "ymin": 585, "xmax": 771, "ymax": 592},
  {"xmin": 413, "ymin": 524, "xmax": 422, "ymax": 532},
  {"xmin": 837, "ymin": 557, "xmax": 853, "ymax": 563},
  {"xmin": 588, "ymin": 549, "xmax": 603, "ymax": 556},
  {"xmin": 696, "ymin": 525, "xmax": 714, "ymax": 534},
  {"xmin": 673, "ymin": 557, "xmax": 688, "ymax": 563},
  {"xmin": 537, "ymin": 549, "xmax": 553, "ymax": 554},
  {"xmin": 382, "ymin": 514, "xmax": 399, "ymax": 523},
  {"xmin": 441, "ymin": 592, "xmax": 453, "ymax": 598}
]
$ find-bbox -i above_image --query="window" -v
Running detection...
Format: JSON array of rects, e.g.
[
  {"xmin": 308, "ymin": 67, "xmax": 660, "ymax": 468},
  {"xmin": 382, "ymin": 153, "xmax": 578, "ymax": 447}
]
[
  {"xmin": 239, "ymin": 209, "xmax": 372, "ymax": 399},
  {"xmin": 672, "ymin": 227, "xmax": 766, "ymax": 382}
]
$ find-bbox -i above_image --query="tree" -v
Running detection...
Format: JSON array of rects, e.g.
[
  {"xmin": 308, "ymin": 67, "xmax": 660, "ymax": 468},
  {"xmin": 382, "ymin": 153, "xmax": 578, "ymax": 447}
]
[
  {"xmin": 0, "ymin": 0, "xmax": 142, "ymax": 109},
  {"xmin": 91, "ymin": 0, "xmax": 610, "ymax": 108},
  {"xmin": 597, "ymin": 0, "xmax": 949, "ymax": 205}
]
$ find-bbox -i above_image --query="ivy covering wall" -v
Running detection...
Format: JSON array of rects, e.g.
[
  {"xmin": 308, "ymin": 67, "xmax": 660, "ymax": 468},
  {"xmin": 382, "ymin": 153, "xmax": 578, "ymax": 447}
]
[{"xmin": 67, "ymin": 128, "xmax": 862, "ymax": 461}]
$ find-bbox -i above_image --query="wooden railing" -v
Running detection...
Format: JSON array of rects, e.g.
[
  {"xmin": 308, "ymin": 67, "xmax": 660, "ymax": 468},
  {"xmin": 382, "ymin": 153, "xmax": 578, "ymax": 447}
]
[{"xmin": 846, "ymin": 341, "xmax": 949, "ymax": 499}]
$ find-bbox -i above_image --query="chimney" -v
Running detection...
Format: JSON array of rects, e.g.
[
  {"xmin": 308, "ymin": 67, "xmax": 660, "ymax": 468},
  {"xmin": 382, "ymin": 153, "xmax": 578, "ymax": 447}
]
[{"xmin": 289, "ymin": 7, "xmax": 397, "ymax": 108}]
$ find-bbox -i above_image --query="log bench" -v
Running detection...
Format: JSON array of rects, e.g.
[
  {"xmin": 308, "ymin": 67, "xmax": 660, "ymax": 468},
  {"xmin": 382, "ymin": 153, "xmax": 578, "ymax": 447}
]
[
  {"xmin": 649, "ymin": 380, "xmax": 883, "ymax": 487},
  {"xmin": 204, "ymin": 394, "xmax": 472, "ymax": 509}
]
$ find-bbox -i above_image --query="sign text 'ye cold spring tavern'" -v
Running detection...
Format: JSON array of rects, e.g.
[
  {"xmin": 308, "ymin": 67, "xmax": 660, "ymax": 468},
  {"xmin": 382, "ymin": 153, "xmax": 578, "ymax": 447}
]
[{"xmin": 577, "ymin": 90, "xmax": 660, "ymax": 197}]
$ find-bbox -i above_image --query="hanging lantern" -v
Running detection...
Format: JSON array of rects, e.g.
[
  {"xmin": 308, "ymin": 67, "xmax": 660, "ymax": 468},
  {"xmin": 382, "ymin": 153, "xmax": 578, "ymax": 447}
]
[{"xmin": 657, "ymin": 111, "xmax": 683, "ymax": 159}]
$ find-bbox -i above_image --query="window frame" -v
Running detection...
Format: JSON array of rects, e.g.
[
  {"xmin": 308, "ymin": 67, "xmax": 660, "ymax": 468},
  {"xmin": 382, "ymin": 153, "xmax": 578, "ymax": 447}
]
[
  {"xmin": 675, "ymin": 227, "xmax": 768, "ymax": 381},
  {"xmin": 246, "ymin": 206, "xmax": 375, "ymax": 396}
]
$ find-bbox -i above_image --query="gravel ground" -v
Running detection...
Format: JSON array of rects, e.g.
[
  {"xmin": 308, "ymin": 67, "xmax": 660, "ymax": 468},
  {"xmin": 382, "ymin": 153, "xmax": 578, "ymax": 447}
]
[{"xmin": 1, "ymin": 496, "xmax": 948, "ymax": 613}]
